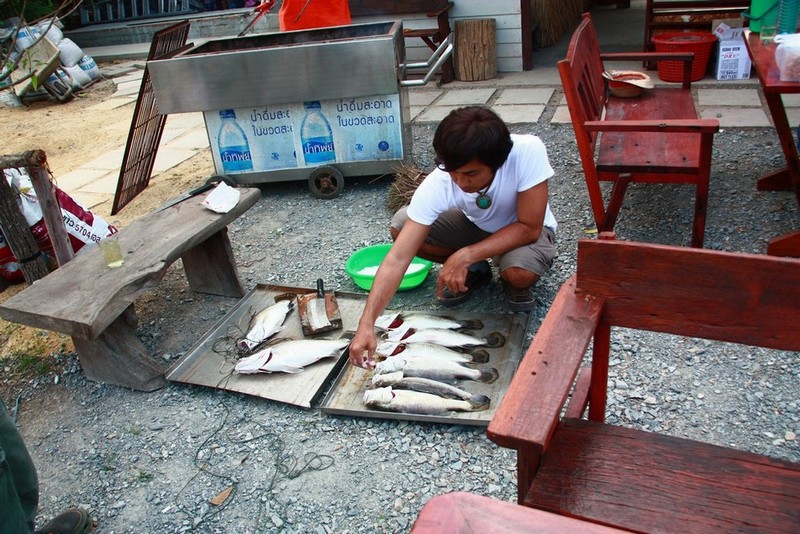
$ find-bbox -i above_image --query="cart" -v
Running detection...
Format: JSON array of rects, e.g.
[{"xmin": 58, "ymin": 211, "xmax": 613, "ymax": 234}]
[{"xmin": 148, "ymin": 21, "xmax": 452, "ymax": 199}]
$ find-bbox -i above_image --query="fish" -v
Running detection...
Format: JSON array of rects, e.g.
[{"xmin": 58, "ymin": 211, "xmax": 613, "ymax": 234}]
[
  {"xmin": 363, "ymin": 386, "xmax": 490, "ymax": 415},
  {"xmin": 375, "ymin": 356, "xmax": 499, "ymax": 384},
  {"xmin": 237, "ymin": 298, "xmax": 294, "ymax": 352},
  {"xmin": 378, "ymin": 342, "xmax": 490, "ymax": 364},
  {"xmin": 386, "ymin": 327, "xmax": 505, "ymax": 348},
  {"xmin": 374, "ymin": 312, "xmax": 483, "ymax": 332},
  {"xmin": 234, "ymin": 336, "xmax": 350, "ymax": 374},
  {"xmin": 372, "ymin": 371, "xmax": 490, "ymax": 408}
]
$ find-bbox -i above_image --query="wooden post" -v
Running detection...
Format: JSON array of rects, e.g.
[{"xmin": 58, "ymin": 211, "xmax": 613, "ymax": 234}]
[
  {"xmin": 0, "ymin": 151, "xmax": 51, "ymax": 284},
  {"xmin": 28, "ymin": 162, "xmax": 74, "ymax": 267},
  {"xmin": 455, "ymin": 19, "xmax": 497, "ymax": 82}
]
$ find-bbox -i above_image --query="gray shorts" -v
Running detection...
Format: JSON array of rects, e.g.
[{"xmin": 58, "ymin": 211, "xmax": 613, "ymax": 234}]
[{"xmin": 391, "ymin": 206, "xmax": 557, "ymax": 276}]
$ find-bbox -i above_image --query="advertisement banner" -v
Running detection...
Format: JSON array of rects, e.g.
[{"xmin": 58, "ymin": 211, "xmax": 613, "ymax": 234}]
[{"xmin": 204, "ymin": 93, "xmax": 403, "ymax": 175}]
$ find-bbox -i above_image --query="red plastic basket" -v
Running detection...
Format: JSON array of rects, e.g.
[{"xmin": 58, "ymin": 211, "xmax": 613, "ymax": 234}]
[{"xmin": 651, "ymin": 32, "xmax": 717, "ymax": 82}]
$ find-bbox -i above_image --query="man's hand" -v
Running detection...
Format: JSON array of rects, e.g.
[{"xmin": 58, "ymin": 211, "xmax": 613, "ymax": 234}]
[
  {"xmin": 348, "ymin": 325, "xmax": 378, "ymax": 369},
  {"xmin": 436, "ymin": 248, "xmax": 474, "ymax": 297}
]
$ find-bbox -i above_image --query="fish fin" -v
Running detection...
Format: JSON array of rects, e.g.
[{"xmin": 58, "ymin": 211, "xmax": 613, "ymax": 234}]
[
  {"xmin": 265, "ymin": 364, "xmax": 304, "ymax": 374},
  {"xmin": 468, "ymin": 349, "xmax": 490, "ymax": 364},
  {"xmin": 484, "ymin": 331, "xmax": 506, "ymax": 348},
  {"xmin": 274, "ymin": 292, "xmax": 296, "ymax": 303},
  {"xmin": 467, "ymin": 393, "xmax": 491, "ymax": 410},
  {"xmin": 339, "ymin": 330, "xmax": 356, "ymax": 341},
  {"xmin": 477, "ymin": 367, "xmax": 500, "ymax": 384},
  {"xmin": 458, "ymin": 319, "xmax": 484, "ymax": 330}
]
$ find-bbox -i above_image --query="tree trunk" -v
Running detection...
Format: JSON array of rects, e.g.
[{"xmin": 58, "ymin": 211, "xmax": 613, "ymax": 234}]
[{"xmin": 455, "ymin": 19, "xmax": 497, "ymax": 82}]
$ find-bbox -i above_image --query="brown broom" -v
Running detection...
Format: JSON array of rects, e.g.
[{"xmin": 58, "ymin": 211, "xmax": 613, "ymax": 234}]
[{"xmin": 385, "ymin": 162, "xmax": 428, "ymax": 214}]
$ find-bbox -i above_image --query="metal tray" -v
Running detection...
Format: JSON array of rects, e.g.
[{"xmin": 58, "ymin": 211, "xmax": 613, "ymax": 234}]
[
  {"xmin": 320, "ymin": 311, "xmax": 529, "ymax": 426},
  {"xmin": 165, "ymin": 284, "xmax": 366, "ymax": 408}
]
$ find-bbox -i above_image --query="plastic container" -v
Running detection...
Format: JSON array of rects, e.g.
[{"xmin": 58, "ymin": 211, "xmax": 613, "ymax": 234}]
[
  {"xmin": 743, "ymin": 0, "xmax": 780, "ymax": 33},
  {"xmin": 345, "ymin": 244, "xmax": 432, "ymax": 291},
  {"xmin": 651, "ymin": 32, "xmax": 717, "ymax": 82}
]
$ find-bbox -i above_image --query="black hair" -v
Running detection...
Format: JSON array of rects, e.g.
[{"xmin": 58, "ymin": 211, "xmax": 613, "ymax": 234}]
[{"xmin": 432, "ymin": 106, "xmax": 513, "ymax": 172}]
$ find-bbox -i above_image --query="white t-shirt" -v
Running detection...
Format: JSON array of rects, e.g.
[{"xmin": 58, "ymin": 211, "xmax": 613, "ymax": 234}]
[{"xmin": 407, "ymin": 134, "xmax": 557, "ymax": 233}]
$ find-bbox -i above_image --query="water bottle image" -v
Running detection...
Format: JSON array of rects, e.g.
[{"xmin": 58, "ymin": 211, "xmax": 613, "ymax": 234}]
[
  {"xmin": 300, "ymin": 101, "xmax": 335, "ymax": 165},
  {"xmin": 217, "ymin": 109, "xmax": 253, "ymax": 173}
]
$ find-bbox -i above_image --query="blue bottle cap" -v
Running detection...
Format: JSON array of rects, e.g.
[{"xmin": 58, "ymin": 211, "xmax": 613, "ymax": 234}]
[
  {"xmin": 219, "ymin": 109, "xmax": 236, "ymax": 119},
  {"xmin": 303, "ymin": 101, "xmax": 322, "ymax": 110}
]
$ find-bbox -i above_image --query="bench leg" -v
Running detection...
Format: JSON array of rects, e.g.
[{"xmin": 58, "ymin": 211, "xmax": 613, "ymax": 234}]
[
  {"xmin": 72, "ymin": 306, "xmax": 166, "ymax": 392},
  {"xmin": 181, "ymin": 228, "xmax": 245, "ymax": 298}
]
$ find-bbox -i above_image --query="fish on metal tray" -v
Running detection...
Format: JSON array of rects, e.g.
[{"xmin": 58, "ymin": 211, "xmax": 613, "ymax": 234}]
[
  {"xmin": 372, "ymin": 371, "xmax": 490, "ymax": 408},
  {"xmin": 377, "ymin": 341, "xmax": 490, "ymax": 364},
  {"xmin": 386, "ymin": 327, "xmax": 505, "ymax": 349},
  {"xmin": 237, "ymin": 298, "xmax": 294, "ymax": 352},
  {"xmin": 363, "ymin": 386, "xmax": 490, "ymax": 415},
  {"xmin": 234, "ymin": 335, "xmax": 351, "ymax": 374},
  {"xmin": 374, "ymin": 312, "xmax": 483, "ymax": 332},
  {"xmin": 375, "ymin": 355, "xmax": 499, "ymax": 384}
]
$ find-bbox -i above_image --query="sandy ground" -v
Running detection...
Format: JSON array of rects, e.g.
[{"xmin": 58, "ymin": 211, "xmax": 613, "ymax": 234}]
[{"xmin": 0, "ymin": 70, "xmax": 214, "ymax": 380}]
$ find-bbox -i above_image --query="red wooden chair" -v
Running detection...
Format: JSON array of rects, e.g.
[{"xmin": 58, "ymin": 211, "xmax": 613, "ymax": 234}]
[
  {"xmin": 559, "ymin": 13, "xmax": 719, "ymax": 247},
  {"xmin": 487, "ymin": 234, "xmax": 800, "ymax": 531}
]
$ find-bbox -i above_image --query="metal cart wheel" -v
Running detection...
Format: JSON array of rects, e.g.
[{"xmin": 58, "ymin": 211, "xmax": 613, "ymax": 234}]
[{"xmin": 308, "ymin": 166, "xmax": 344, "ymax": 199}]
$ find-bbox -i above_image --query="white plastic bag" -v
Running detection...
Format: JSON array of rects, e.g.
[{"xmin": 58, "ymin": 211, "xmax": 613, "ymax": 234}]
[
  {"xmin": 37, "ymin": 18, "xmax": 63, "ymax": 44},
  {"xmin": 57, "ymin": 37, "xmax": 84, "ymax": 67},
  {"xmin": 77, "ymin": 55, "xmax": 101, "ymax": 81},
  {"xmin": 62, "ymin": 64, "xmax": 92, "ymax": 88},
  {"xmin": 774, "ymin": 33, "xmax": 800, "ymax": 81}
]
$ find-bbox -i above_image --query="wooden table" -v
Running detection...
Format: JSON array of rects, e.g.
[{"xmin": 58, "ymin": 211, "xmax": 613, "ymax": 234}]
[
  {"xmin": 0, "ymin": 188, "xmax": 260, "ymax": 391},
  {"xmin": 745, "ymin": 32, "xmax": 800, "ymax": 257}
]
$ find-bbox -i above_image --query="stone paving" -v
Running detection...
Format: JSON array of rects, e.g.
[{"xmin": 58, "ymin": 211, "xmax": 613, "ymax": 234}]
[{"xmin": 64, "ymin": 61, "xmax": 794, "ymax": 211}]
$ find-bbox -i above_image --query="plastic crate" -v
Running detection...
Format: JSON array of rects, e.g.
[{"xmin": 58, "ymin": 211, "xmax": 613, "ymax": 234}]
[{"xmin": 652, "ymin": 32, "xmax": 717, "ymax": 82}]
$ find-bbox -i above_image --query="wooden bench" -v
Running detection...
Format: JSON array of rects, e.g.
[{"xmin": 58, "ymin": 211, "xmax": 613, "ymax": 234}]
[
  {"xmin": 559, "ymin": 13, "xmax": 719, "ymax": 248},
  {"xmin": 487, "ymin": 234, "xmax": 800, "ymax": 532},
  {"xmin": 644, "ymin": 0, "xmax": 751, "ymax": 60},
  {"xmin": 0, "ymin": 188, "xmax": 261, "ymax": 392},
  {"xmin": 410, "ymin": 492, "xmax": 627, "ymax": 533},
  {"xmin": 348, "ymin": 0, "xmax": 455, "ymax": 84}
]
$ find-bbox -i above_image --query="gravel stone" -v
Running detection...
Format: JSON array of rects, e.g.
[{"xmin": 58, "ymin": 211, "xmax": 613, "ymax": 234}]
[{"xmin": 6, "ymin": 95, "xmax": 798, "ymax": 534}]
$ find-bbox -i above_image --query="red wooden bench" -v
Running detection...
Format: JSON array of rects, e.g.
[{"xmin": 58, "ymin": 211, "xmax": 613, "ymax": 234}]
[
  {"xmin": 348, "ymin": 0, "xmax": 454, "ymax": 84},
  {"xmin": 486, "ymin": 234, "xmax": 800, "ymax": 532},
  {"xmin": 559, "ymin": 13, "xmax": 719, "ymax": 248},
  {"xmin": 410, "ymin": 492, "xmax": 628, "ymax": 533}
]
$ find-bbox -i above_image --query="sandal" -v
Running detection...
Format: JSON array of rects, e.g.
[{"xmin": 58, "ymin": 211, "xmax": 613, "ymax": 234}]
[
  {"xmin": 438, "ymin": 260, "xmax": 492, "ymax": 307},
  {"xmin": 502, "ymin": 280, "xmax": 536, "ymax": 312}
]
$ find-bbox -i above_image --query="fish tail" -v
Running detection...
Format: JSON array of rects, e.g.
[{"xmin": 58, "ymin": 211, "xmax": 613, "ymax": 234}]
[
  {"xmin": 459, "ymin": 319, "xmax": 484, "ymax": 330},
  {"xmin": 340, "ymin": 330, "xmax": 356, "ymax": 341},
  {"xmin": 477, "ymin": 367, "xmax": 500, "ymax": 384},
  {"xmin": 468, "ymin": 349, "xmax": 490, "ymax": 364},
  {"xmin": 467, "ymin": 393, "xmax": 491, "ymax": 411},
  {"xmin": 484, "ymin": 331, "xmax": 506, "ymax": 348}
]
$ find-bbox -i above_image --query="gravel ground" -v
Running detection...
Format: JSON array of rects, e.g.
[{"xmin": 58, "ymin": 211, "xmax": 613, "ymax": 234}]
[{"xmin": 8, "ymin": 109, "xmax": 800, "ymax": 533}]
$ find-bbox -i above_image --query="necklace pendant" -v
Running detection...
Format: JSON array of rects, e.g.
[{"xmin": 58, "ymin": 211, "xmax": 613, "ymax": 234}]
[{"xmin": 475, "ymin": 193, "xmax": 492, "ymax": 209}]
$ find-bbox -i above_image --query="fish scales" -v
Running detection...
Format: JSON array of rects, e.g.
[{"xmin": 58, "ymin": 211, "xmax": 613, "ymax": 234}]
[
  {"xmin": 376, "ymin": 356, "xmax": 499, "ymax": 384},
  {"xmin": 391, "ymin": 342, "xmax": 490, "ymax": 364},
  {"xmin": 238, "ymin": 299, "xmax": 294, "ymax": 352},
  {"xmin": 388, "ymin": 328, "xmax": 505, "ymax": 348},
  {"xmin": 363, "ymin": 387, "xmax": 488, "ymax": 415},
  {"xmin": 372, "ymin": 372, "xmax": 490, "ymax": 407}
]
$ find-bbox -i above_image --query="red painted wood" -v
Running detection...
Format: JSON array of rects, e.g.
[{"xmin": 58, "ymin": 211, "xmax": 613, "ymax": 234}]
[
  {"xmin": 411, "ymin": 492, "xmax": 629, "ymax": 533},
  {"xmin": 577, "ymin": 239, "xmax": 800, "ymax": 350},
  {"xmin": 486, "ymin": 275, "xmax": 603, "ymax": 501},
  {"xmin": 558, "ymin": 13, "xmax": 718, "ymax": 247},
  {"xmin": 526, "ymin": 419, "xmax": 800, "ymax": 533}
]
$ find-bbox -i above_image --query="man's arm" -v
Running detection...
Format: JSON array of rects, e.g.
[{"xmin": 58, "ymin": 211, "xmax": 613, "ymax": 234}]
[
  {"xmin": 349, "ymin": 220, "xmax": 431, "ymax": 368},
  {"xmin": 437, "ymin": 181, "xmax": 549, "ymax": 294}
]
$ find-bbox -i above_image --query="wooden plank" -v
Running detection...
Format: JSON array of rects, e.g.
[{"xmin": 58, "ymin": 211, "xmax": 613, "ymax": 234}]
[
  {"xmin": 527, "ymin": 419, "xmax": 800, "ymax": 532},
  {"xmin": 487, "ymin": 276, "xmax": 603, "ymax": 449},
  {"xmin": 0, "ymin": 187, "xmax": 260, "ymax": 339},
  {"xmin": 410, "ymin": 492, "xmax": 627, "ymax": 533},
  {"xmin": 181, "ymin": 228, "xmax": 244, "ymax": 297},
  {"xmin": 577, "ymin": 239, "xmax": 800, "ymax": 350}
]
